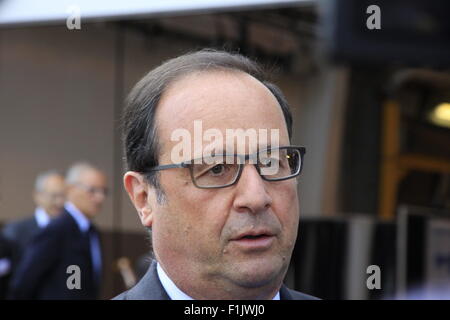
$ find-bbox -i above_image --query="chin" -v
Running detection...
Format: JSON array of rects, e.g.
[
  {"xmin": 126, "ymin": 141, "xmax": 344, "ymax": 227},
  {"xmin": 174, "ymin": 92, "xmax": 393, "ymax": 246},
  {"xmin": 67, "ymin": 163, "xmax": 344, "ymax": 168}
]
[{"xmin": 229, "ymin": 257, "xmax": 285, "ymax": 289}]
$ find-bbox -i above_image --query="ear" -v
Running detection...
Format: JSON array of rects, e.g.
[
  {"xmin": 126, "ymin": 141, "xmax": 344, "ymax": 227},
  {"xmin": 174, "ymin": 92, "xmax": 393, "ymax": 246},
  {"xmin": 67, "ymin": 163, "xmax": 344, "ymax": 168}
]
[{"xmin": 123, "ymin": 171, "xmax": 154, "ymax": 228}]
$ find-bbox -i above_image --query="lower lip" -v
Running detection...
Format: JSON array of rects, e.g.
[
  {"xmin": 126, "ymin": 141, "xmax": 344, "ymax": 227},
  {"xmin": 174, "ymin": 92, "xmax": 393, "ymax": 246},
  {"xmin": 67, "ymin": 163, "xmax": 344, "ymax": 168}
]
[{"xmin": 230, "ymin": 235, "xmax": 275, "ymax": 250}]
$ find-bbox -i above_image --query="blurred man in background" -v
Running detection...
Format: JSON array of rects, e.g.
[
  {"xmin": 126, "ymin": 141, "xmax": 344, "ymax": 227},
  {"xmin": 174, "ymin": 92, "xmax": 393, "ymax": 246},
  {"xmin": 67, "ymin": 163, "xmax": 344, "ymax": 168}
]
[
  {"xmin": 8, "ymin": 162, "xmax": 107, "ymax": 299},
  {"xmin": 1, "ymin": 171, "xmax": 66, "ymax": 286}
]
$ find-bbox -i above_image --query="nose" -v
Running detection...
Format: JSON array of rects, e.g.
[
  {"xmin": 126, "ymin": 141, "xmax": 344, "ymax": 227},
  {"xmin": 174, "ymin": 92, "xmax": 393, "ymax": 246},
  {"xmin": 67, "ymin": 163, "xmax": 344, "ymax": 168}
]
[
  {"xmin": 232, "ymin": 164, "xmax": 272, "ymax": 214},
  {"xmin": 93, "ymin": 191, "xmax": 106, "ymax": 204}
]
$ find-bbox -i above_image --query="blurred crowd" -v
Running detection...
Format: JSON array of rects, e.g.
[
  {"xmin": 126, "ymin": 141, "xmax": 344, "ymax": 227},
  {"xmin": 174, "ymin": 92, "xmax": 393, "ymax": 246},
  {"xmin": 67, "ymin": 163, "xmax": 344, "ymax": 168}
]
[{"xmin": 0, "ymin": 162, "xmax": 108, "ymax": 299}]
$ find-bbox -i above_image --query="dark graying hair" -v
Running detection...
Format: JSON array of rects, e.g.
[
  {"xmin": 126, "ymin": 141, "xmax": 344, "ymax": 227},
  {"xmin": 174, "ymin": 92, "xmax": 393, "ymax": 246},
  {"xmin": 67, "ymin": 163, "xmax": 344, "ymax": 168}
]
[
  {"xmin": 122, "ymin": 49, "xmax": 293, "ymax": 200},
  {"xmin": 35, "ymin": 170, "xmax": 63, "ymax": 193},
  {"xmin": 66, "ymin": 162, "xmax": 99, "ymax": 186}
]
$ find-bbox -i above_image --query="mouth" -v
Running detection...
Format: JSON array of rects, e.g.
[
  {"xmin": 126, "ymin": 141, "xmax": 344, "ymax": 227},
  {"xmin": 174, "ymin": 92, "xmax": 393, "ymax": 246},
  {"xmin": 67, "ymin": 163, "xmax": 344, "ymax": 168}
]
[{"xmin": 230, "ymin": 230, "xmax": 275, "ymax": 250}]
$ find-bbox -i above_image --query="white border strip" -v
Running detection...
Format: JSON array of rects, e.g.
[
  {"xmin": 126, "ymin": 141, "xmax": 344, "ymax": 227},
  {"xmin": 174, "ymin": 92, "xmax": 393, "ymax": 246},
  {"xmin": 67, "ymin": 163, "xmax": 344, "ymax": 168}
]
[{"xmin": 0, "ymin": 0, "xmax": 314, "ymax": 26}]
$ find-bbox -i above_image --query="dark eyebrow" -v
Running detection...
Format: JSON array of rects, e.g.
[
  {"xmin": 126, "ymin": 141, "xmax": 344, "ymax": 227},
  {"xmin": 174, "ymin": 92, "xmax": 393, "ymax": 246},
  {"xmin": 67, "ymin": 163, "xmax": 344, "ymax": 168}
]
[
  {"xmin": 221, "ymin": 144, "xmax": 274, "ymax": 155},
  {"xmin": 199, "ymin": 145, "xmax": 282, "ymax": 160}
]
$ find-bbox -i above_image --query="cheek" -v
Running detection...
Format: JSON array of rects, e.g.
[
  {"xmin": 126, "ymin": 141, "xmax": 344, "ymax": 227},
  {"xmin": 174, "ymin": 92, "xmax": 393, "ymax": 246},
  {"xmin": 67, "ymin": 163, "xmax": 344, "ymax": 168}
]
[
  {"xmin": 272, "ymin": 182, "xmax": 299, "ymax": 235},
  {"xmin": 173, "ymin": 191, "xmax": 230, "ymax": 241},
  {"xmin": 156, "ymin": 175, "xmax": 232, "ymax": 254},
  {"xmin": 73, "ymin": 190, "xmax": 84, "ymax": 204}
]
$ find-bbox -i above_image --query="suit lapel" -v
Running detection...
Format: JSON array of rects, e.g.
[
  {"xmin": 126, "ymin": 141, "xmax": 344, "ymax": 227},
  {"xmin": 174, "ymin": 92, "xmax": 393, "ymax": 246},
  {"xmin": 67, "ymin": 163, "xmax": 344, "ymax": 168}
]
[
  {"xmin": 28, "ymin": 216, "xmax": 39, "ymax": 233},
  {"xmin": 125, "ymin": 260, "xmax": 170, "ymax": 300},
  {"xmin": 62, "ymin": 209, "xmax": 84, "ymax": 236},
  {"xmin": 279, "ymin": 285, "xmax": 293, "ymax": 300}
]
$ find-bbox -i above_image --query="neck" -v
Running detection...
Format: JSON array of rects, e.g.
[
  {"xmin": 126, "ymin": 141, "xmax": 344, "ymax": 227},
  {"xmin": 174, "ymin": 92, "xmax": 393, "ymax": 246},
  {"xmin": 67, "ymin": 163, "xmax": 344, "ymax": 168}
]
[{"xmin": 157, "ymin": 259, "xmax": 284, "ymax": 300}]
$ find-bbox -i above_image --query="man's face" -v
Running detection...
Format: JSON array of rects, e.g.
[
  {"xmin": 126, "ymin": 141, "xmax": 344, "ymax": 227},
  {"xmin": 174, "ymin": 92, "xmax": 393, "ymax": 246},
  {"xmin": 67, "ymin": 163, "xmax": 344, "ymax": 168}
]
[
  {"xmin": 67, "ymin": 169, "xmax": 107, "ymax": 219},
  {"xmin": 145, "ymin": 71, "xmax": 299, "ymax": 298},
  {"xmin": 34, "ymin": 175, "xmax": 66, "ymax": 217}
]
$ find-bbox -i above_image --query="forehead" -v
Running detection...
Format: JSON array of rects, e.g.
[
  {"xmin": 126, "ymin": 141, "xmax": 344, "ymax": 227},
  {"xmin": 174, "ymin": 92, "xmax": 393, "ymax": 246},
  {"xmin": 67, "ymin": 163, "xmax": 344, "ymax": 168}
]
[
  {"xmin": 42, "ymin": 175, "xmax": 65, "ymax": 190},
  {"xmin": 78, "ymin": 169, "xmax": 106, "ymax": 185},
  {"xmin": 155, "ymin": 70, "xmax": 289, "ymax": 148}
]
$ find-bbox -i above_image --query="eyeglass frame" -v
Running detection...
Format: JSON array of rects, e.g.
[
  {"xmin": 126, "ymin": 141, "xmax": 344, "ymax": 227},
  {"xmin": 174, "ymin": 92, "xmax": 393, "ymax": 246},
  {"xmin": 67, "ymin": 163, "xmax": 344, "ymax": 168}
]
[
  {"xmin": 143, "ymin": 145, "xmax": 306, "ymax": 189},
  {"xmin": 38, "ymin": 191, "xmax": 66, "ymax": 201},
  {"xmin": 74, "ymin": 183, "xmax": 109, "ymax": 197}
]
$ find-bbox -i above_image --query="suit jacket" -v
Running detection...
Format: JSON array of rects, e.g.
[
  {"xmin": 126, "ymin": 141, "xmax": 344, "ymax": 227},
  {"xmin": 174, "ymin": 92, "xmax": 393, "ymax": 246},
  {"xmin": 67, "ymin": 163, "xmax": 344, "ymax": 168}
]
[
  {"xmin": 113, "ymin": 260, "xmax": 318, "ymax": 300},
  {"xmin": 2, "ymin": 216, "xmax": 40, "ymax": 270},
  {"xmin": 8, "ymin": 210, "xmax": 101, "ymax": 300},
  {"xmin": 0, "ymin": 233, "xmax": 12, "ymax": 299}
]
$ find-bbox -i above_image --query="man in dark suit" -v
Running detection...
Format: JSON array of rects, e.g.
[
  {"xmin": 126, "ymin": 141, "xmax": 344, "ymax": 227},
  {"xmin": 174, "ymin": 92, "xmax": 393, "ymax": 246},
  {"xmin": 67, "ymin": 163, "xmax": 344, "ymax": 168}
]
[
  {"xmin": 8, "ymin": 163, "xmax": 107, "ymax": 300},
  {"xmin": 1, "ymin": 171, "xmax": 66, "ymax": 284},
  {"xmin": 115, "ymin": 49, "xmax": 318, "ymax": 300},
  {"xmin": 0, "ymin": 234, "xmax": 12, "ymax": 299}
]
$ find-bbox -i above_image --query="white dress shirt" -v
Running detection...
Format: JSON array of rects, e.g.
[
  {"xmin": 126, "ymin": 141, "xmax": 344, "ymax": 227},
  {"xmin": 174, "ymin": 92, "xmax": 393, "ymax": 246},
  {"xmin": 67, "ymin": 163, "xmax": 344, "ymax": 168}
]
[
  {"xmin": 64, "ymin": 202, "xmax": 102, "ymax": 280},
  {"xmin": 34, "ymin": 207, "xmax": 51, "ymax": 228},
  {"xmin": 156, "ymin": 262, "xmax": 280, "ymax": 300},
  {"xmin": 0, "ymin": 258, "xmax": 11, "ymax": 277}
]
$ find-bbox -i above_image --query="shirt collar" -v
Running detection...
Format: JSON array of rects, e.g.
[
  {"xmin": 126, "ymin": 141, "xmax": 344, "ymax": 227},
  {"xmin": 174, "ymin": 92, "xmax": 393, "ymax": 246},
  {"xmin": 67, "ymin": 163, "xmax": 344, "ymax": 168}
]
[
  {"xmin": 64, "ymin": 202, "xmax": 90, "ymax": 232},
  {"xmin": 157, "ymin": 262, "xmax": 194, "ymax": 300},
  {"xmin": 156, "ymin": 262, "xmax": 280, "ymax": 300},
  {"xmin": 34, "ymin": 207, "xmax": 51, "ymax": 228}
]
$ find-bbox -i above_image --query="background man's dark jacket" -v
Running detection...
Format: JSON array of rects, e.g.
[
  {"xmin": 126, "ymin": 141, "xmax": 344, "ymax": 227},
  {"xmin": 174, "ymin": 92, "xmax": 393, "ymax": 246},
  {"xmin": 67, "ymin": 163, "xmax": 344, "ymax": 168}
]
[
  {"xmin": 8, "ymin": 210, "xmax": 101, "ymax": 300},
  {"xmin": 0, "ymin": 234, "xmax": 12, "ymax": 299},
  {"xmin": 2, "ymin": 215, "xmax": 41, "ymax": 271},
  {"xmin": 114, "ymin": 260, "xmax": 318, "ymax": 300}
]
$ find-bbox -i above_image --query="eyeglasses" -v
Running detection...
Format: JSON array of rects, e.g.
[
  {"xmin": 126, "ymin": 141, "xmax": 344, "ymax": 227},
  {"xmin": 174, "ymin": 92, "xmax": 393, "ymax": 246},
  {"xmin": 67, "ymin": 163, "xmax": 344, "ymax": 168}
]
[
  {"xmin": 145, "ymin": 146, "xmax": 306, "ymax": 189},
  {"xmin": 41, "ymin": 192, "xmax": 66, "ymax": 201},
  {"xmin": 75, "ymin": 183, "xmax": 109, "ymax": 197}
]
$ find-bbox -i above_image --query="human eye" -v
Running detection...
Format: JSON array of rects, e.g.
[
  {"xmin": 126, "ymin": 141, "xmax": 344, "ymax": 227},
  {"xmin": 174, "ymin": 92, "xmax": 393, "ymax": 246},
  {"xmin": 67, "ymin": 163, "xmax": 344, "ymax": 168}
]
[
  {"xmin": 259, "ymin": 156, "xmax": 281, "ymax": 168},
  {"xmin": 207, "ymin": 164, "xmax": 227, "ymax": 176},
  {"xmin": 193, "ymin": 159, "xmax": 228, "ymax": 178}
]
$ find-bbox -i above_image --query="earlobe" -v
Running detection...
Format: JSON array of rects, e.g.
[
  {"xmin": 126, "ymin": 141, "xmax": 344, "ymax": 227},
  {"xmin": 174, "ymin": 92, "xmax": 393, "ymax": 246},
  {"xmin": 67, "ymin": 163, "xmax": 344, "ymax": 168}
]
[
  {"xmin": 140, "ymin": 206, "xmax": 153, "ymax": 227},
  {"xmin": 123, "ymin": 171, "xmax": 153, "ymax": 228}
]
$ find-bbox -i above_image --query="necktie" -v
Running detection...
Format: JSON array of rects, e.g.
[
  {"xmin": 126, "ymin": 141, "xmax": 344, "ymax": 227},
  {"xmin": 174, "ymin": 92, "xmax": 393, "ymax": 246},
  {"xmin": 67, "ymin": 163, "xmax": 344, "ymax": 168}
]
[{"xmin": 86, "ymin": 225, "xmax": 102, "ymax": 287}]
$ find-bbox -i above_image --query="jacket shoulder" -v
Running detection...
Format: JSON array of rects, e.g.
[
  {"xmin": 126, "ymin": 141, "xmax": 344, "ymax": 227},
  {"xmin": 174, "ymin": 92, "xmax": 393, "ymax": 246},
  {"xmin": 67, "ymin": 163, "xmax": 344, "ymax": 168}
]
[
  {"xmin": 2, "ymin": 217, "xmax": 36, "ymax": 238},
  {"xmin": 112, "ymin": 260, "xmax": 170, "ymax": 300},
  {"xmin": 112, "ymin": 291, "xmax": 128, "ymax": 300},
  {"xmin": 286, "ymin": 288, "xmax": 320, "ymax": 300},
  {"xmin": 44, "ymin": 211, "xmax": 76, "ymax": 233}
]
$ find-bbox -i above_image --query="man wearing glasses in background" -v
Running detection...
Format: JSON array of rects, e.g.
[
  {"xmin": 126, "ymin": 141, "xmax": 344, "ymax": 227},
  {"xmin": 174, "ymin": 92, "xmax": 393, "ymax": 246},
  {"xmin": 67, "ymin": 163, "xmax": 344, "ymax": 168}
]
[
  {"xmin": 8, "ymin": 162, "xmax": 107, "ymax": 299},
  {"xmin": 115, "ymin": 49, "xmax": 317, "ymax": 300}
]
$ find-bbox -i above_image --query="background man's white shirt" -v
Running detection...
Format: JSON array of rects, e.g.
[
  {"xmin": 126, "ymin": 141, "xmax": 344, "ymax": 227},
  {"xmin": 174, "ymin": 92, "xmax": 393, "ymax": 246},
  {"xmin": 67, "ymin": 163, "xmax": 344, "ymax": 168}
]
[
  {"xmin": 64, "ymin": 202, "xmax": 102, "ymax": 280},
  {"xmin": 34, "ymin": 207, "xmax": 51, "ymax": 228}
]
